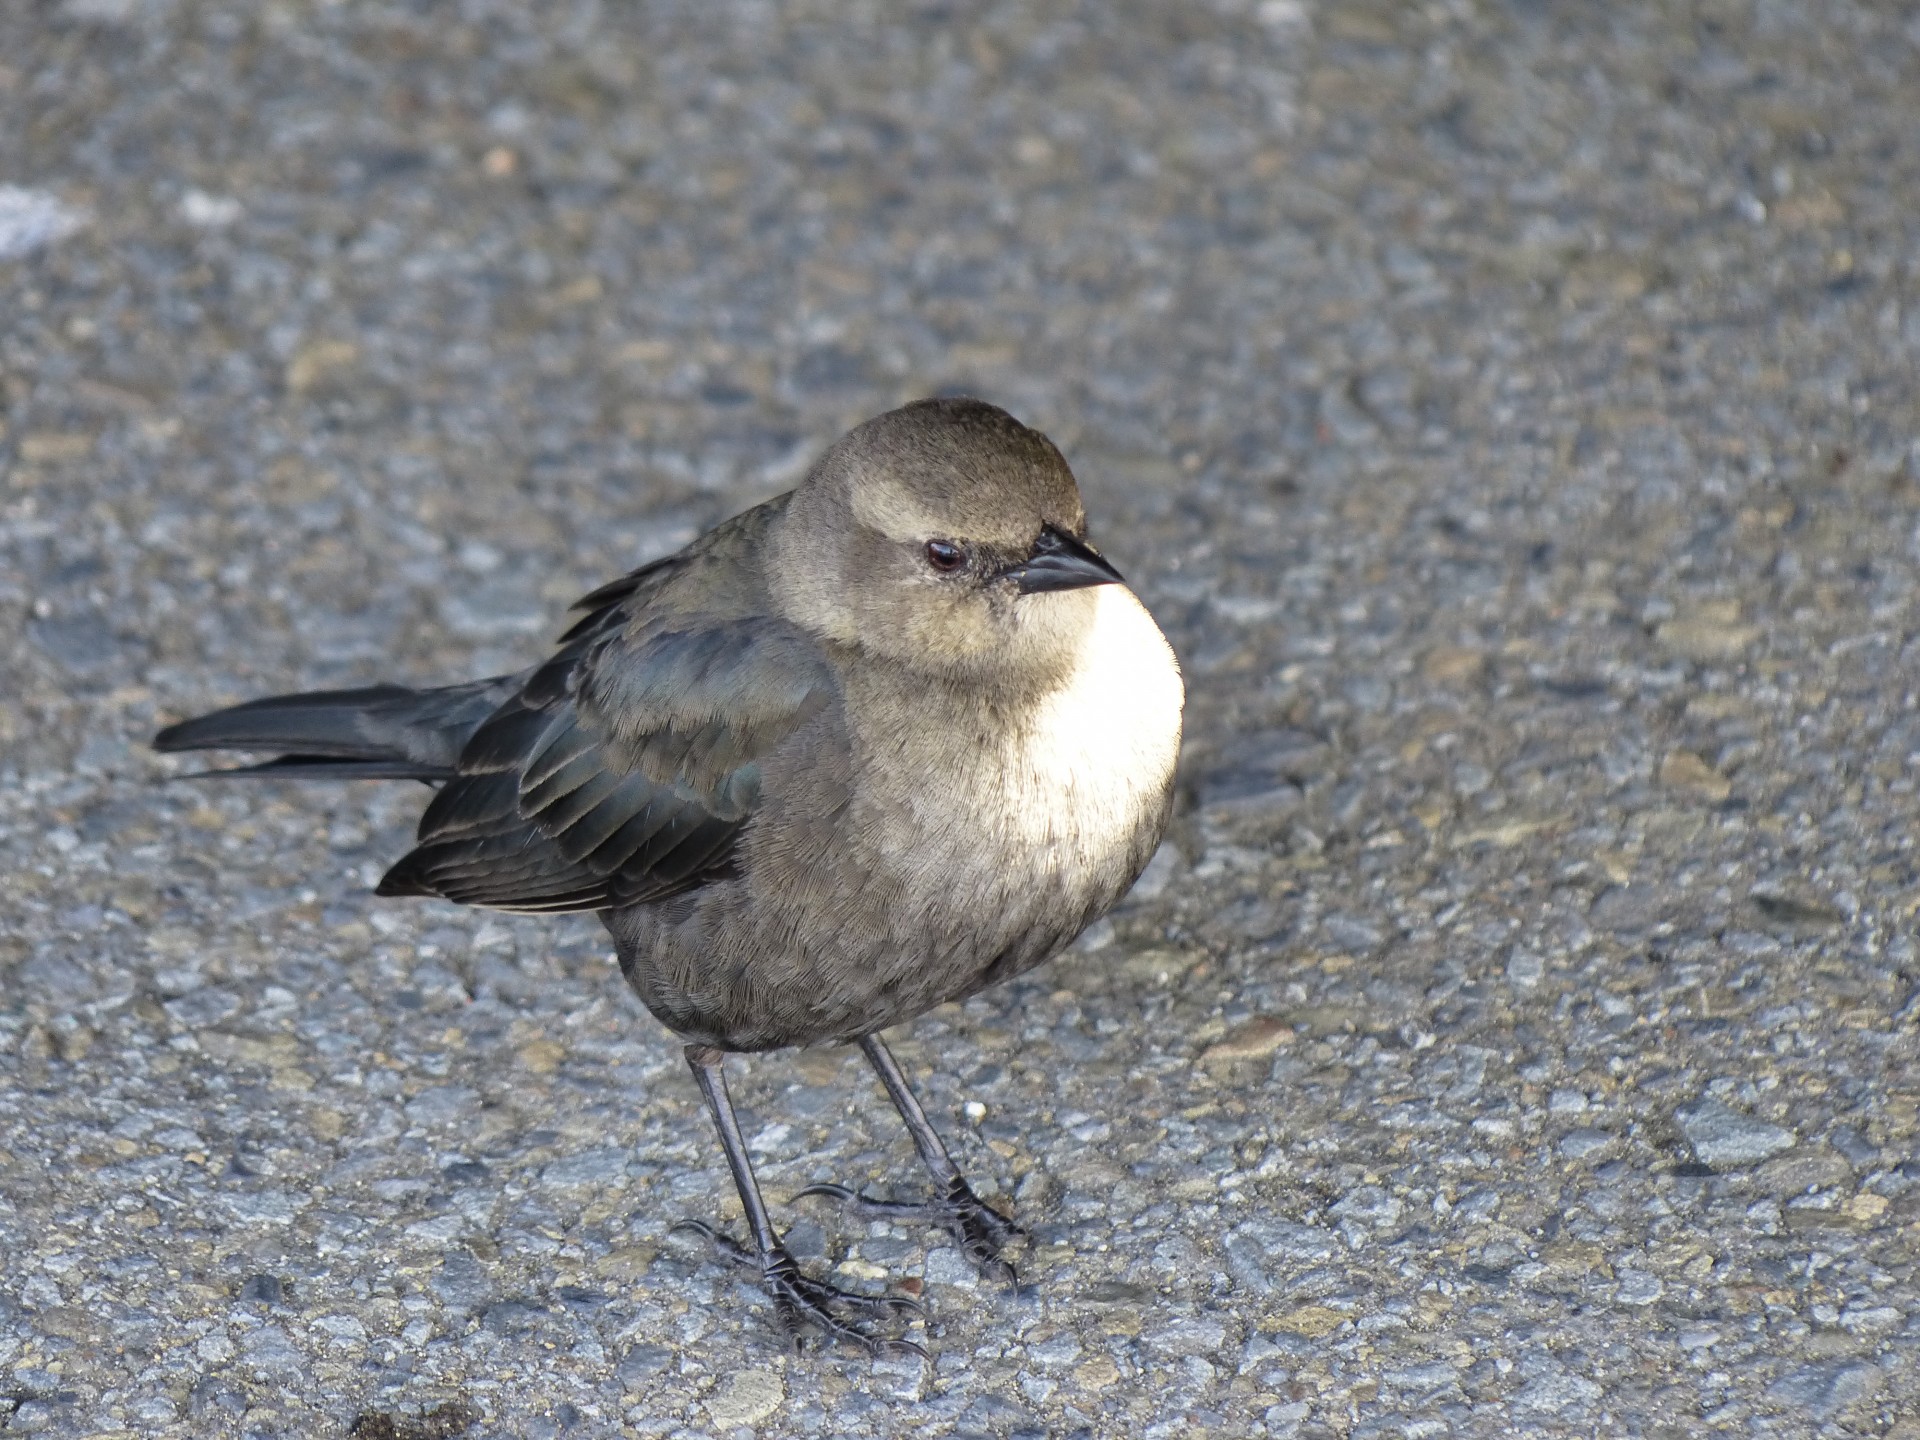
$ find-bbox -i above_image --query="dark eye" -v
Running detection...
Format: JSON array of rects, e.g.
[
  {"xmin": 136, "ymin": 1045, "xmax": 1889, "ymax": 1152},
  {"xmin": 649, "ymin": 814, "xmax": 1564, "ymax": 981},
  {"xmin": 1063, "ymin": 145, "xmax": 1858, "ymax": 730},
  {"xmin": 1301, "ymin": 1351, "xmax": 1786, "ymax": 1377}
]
[{"xmin": 924, "ymin": 539, "xmax": 966, "ymax": 572}]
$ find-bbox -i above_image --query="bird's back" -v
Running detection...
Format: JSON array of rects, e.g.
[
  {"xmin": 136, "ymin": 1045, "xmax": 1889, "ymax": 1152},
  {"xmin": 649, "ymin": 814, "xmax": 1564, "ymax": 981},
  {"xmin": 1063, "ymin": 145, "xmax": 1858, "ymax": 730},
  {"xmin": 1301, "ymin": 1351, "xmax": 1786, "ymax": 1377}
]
[{"xmin": 564, "ymin": 492, "xmax": 791, "ymax": 636}]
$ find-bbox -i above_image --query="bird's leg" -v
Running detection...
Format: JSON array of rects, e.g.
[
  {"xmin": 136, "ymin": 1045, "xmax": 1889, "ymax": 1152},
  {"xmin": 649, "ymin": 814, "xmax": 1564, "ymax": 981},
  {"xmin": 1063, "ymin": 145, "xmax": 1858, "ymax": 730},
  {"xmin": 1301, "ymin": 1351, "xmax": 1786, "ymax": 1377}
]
[
  {"xmin": 798, "ymin": 1034, "xmax": 1026, "ymax": 1286},
  {"xmin": 679, "ymin": 1045, "xmax": 924, "ymax": 1358}
]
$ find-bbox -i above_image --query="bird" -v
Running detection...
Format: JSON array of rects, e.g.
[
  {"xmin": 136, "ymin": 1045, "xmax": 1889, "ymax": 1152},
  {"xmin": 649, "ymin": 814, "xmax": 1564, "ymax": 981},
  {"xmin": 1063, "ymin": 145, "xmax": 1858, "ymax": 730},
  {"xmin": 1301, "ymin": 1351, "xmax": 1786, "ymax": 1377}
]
[{"xmin": 153, "ymin": 396, "xmax": 1185, "ymax": 1355}]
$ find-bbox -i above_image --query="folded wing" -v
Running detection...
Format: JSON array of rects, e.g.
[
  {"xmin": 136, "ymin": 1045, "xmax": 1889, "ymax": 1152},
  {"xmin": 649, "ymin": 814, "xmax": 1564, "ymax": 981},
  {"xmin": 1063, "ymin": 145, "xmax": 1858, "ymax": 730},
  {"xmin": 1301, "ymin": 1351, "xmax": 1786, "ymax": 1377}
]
[{"xmin": 377, "ymin": 613, "xmax": 835, "ymax": 914}]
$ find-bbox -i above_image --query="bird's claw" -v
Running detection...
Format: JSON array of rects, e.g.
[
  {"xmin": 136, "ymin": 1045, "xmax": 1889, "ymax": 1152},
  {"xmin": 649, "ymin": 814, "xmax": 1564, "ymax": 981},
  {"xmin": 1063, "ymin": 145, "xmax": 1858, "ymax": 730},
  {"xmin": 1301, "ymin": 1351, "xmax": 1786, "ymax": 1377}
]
[
  {"xmin": 797, "ymin": 1177, "xmax": 1026, "ymax": 1288},
  {"xmin": 671, "ymin": 1219, "xmax": 927, "ymax": 1358}
]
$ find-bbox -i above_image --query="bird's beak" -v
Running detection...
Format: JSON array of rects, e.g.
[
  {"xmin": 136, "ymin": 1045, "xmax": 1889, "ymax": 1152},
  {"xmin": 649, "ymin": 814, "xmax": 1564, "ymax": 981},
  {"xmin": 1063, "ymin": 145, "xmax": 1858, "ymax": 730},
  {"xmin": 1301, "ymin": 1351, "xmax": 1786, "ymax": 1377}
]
[{"xmin": 1001, "ymin": 525, "xmax": 1125, "ymax": 594}]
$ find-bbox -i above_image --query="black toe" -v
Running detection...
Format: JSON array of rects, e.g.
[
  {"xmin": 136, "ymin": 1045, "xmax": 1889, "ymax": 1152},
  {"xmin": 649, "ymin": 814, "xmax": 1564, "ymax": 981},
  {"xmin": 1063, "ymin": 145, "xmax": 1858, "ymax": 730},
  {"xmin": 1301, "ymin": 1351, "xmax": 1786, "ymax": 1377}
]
[
  {"xmin": 672, "ymin": 1219, "xmax": 927, "ymax": 1357},
  {"xmin": 798, "ymin": 1177, "xmax": 1026, "ymax": 1288}
]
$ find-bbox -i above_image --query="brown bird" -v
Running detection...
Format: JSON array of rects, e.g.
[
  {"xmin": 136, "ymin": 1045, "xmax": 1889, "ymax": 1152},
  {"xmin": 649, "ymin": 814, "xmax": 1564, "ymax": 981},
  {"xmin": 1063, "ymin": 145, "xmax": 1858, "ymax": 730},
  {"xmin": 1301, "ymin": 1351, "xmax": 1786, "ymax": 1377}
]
[{"xmin": 155, "ymin": 397, "xmax": 1184, "ymax": 1354}]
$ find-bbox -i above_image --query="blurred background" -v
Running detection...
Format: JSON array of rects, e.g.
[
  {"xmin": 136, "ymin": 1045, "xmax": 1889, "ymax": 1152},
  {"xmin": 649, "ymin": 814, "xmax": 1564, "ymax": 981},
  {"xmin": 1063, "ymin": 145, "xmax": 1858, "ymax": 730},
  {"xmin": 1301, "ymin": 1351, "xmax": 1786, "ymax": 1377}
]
[{"xmin": 2, "ymin": 2, "xmax": 1918, "ymax": 1438}]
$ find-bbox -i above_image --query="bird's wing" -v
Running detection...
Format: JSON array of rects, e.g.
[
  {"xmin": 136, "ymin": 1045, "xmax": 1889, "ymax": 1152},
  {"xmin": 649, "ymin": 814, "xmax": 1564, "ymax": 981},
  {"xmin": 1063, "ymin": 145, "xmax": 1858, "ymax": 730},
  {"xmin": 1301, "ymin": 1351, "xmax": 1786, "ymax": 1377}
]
[{"xmin": 376, "ymin": 613, "xmax": 836, "ymax": 914}]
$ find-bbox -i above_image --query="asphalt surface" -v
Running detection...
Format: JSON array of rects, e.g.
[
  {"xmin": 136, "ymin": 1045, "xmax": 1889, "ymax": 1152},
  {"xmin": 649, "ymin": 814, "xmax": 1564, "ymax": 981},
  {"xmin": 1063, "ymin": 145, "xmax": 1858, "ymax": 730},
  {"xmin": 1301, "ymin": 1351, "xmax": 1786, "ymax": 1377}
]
[{"xmin": 3, "ymin": 2, "xmax": 1919, "ymax": 1437}]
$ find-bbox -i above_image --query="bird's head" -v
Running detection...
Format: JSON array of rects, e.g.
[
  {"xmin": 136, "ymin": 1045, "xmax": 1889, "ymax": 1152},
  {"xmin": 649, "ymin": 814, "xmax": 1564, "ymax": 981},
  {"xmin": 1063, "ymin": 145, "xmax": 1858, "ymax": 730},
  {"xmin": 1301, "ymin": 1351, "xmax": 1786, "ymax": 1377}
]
[{"xmin": 771, "ymin": 398, "xmax": 1126, "ymax": 689}]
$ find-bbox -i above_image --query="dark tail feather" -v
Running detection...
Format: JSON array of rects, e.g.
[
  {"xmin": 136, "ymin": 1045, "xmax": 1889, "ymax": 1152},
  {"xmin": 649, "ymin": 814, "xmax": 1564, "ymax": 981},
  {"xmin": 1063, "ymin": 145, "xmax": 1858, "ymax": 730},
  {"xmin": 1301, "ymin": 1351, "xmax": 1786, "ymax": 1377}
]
[
  {"xmin": 173, "ymin": 754, "xmax": 457, "ymax": 782},
  {"xmin": 153, "ymin": 675, "xmax": 527, "ymax": 781},
  {"xmin": 155, "ymin": 685, "xmax": 432, "ymax": 759}
]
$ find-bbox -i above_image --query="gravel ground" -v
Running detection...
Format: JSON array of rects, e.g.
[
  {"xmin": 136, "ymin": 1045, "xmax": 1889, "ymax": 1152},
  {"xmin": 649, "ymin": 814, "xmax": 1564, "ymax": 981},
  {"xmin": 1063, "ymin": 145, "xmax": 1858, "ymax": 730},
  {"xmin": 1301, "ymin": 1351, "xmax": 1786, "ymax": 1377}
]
[{"xmin": 4, "ymin": 1, "xmax": 1919, "ymax": 1437}]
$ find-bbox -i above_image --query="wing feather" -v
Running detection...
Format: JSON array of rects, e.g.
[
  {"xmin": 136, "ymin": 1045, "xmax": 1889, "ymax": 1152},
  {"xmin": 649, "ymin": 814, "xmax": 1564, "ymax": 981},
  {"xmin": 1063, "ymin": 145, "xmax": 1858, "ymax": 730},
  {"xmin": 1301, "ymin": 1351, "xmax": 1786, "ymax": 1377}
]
[{"xmin": 377, "ymin": 606, "xmax": 834, "ymax": 915}]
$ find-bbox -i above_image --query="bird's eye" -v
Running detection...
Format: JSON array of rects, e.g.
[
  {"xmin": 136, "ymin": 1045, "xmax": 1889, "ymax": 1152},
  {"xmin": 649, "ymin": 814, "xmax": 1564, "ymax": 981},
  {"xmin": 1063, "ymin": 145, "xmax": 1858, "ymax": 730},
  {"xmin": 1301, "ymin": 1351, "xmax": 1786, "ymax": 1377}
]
[{"xmin": 924, "ymin": 539, "xmax": 966, "ymax": 573}]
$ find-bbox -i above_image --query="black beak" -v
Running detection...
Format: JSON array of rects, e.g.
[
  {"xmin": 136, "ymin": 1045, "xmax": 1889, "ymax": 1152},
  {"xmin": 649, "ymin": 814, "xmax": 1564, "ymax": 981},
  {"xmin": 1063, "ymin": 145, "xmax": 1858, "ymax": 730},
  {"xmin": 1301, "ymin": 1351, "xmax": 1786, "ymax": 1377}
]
[{"xmin": 1001, "ymin": 525, "xmax": 1125, "ymax": 594}]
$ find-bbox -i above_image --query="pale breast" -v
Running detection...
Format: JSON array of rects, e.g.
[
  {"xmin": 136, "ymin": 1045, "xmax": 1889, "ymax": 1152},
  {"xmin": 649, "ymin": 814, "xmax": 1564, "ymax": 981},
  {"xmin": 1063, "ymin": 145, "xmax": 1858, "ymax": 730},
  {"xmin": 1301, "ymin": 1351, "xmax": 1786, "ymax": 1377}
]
[
  {"xmin": 829, "ymin": 580, "xmax": 1183, "ymax": 921},
  {"xmin": 1000, "ymin": 583, "xmax": 1185, "ymax": 867}
]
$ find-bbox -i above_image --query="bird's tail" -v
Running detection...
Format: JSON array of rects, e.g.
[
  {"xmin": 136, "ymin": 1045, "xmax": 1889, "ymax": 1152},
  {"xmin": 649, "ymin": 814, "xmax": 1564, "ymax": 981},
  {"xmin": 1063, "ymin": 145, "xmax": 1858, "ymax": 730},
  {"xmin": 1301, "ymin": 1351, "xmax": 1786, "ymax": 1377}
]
[{"xmin": 152, "ymin": 674, "xmax": 525, "ymax": 780}]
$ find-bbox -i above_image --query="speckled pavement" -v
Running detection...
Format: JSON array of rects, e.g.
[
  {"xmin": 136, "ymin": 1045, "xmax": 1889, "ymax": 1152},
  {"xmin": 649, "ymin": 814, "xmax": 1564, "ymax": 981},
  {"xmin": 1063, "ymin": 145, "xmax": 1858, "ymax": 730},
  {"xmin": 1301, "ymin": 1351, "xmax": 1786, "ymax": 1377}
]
[{"xmin": 3, "ymin": 2, "xmax": 1918, "ymax": 1437}]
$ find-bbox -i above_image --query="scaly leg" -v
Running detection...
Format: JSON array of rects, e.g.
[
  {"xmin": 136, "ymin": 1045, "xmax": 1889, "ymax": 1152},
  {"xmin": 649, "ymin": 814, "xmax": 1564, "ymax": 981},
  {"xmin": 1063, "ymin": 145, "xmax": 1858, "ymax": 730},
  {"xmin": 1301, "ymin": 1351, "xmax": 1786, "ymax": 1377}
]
[
  {"xmin": 679, "ymin": 1045, "xmax": 924, "ymax": 1357},
  {"xmin": 798, "ymin": 1034, "xmax": 1026, "ymax": 1287}
]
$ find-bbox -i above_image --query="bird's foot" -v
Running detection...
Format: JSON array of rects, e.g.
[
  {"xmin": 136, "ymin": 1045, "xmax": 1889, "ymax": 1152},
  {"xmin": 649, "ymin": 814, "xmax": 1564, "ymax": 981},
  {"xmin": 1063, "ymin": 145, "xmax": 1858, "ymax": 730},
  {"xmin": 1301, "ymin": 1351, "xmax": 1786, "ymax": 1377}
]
[
  {"xmin": 671, "ymin": 1220, "xmax": 926, "ymax": 1359},
  {"xmin": 797, "ymin": 1177, "xmax": 1026, "ymax": 1287}
]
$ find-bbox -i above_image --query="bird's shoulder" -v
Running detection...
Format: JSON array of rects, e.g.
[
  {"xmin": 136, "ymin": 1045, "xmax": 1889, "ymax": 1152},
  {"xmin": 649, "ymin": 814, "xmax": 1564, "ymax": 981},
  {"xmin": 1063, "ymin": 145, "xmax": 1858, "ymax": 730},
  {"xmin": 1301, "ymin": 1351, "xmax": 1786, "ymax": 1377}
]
[{"xmin": 571, "ymin": 607, "xmax": 841, "ymax": 799}]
